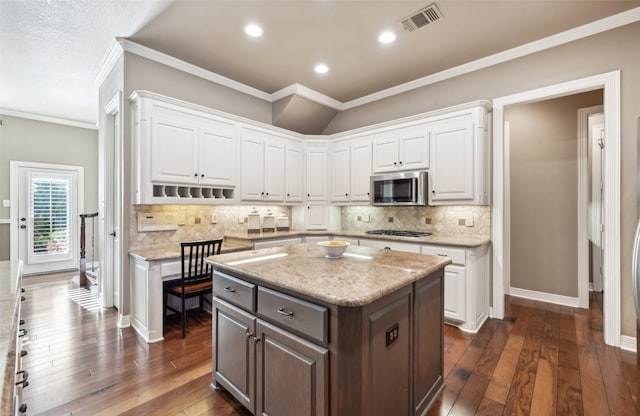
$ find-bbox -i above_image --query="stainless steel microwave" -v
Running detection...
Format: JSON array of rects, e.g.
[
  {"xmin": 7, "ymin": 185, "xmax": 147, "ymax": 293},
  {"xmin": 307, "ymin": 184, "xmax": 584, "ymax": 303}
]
[{"xmin": 370, "ymin": 171, "xmax": 428, "ymax": 206}]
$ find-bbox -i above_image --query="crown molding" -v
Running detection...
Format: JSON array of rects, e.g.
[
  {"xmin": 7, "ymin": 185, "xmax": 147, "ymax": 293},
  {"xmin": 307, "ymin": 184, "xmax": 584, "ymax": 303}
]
[
  {"xmin": 113, "ymin": 7, "xmax": 640, "ymax": 112},
  {"xmin": 93, "ymin": 38, "xmax": 125, "ymax": 87},
  {"xmin": 343, "ymin": 6, "xmax": 640, "ymax": 109},
  {"xmin": 0, "ymin": 109, "xmax": 98, "ymax": 130},
  {"xmin": 119, "ymin": 39, "xmax": 272, "ymax": 101},
  {"xmin": 271, "ymin": 83, "xmax": 343, "ymax": 111}
]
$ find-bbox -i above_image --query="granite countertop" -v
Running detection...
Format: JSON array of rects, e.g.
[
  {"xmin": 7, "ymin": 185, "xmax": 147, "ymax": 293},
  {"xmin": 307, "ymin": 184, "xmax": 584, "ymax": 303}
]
[
  {"xmin": 206, "ymin": 243, "xmax": 451, "ymax": 307},
  {"xmin": 129, "ymin": 239, "xmax": 253, "ymax": 262},
  {"xmin": 224, "ymin": 230, "xmax": 490, "ymax": 248},
  {"xmin": 1, "ymin": 260, "xmax": 23, "ymax": 416}
]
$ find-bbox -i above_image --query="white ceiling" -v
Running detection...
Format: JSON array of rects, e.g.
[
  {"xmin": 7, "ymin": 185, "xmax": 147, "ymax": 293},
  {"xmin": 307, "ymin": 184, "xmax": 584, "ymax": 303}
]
[{"xmin": 1, "ymin": 1, "xmax": 638, "ymax": 128}]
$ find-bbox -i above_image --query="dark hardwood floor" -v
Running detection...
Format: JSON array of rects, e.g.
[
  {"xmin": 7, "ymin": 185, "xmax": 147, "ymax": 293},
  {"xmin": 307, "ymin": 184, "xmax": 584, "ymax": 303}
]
[{"xmin": 20, "ymin": 273, "xmax": 637, "ymax": 415}]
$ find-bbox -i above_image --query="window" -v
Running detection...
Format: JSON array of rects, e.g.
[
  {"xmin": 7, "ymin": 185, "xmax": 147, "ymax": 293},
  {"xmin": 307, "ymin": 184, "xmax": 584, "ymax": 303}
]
[{"xmin": 30, "ymin": 173, "xmax": 71, "ymax": 258}]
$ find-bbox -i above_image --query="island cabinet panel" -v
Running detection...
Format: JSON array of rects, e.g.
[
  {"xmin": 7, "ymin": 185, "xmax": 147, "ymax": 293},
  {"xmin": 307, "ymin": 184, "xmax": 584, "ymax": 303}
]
[
  {"xmin": 362, "ymin": 288, "xmax": 412, "ymax": 416},
  {"xmin": 414, "ymin": 273, "xmax": 444, "ymax": 415},
  {"xmin": 256, "ymin": 320, "xmax": 329, "ymax": 416},
  {"xmin": 213, "ymin": 299, "xmax": 256, "ymax": 413}
]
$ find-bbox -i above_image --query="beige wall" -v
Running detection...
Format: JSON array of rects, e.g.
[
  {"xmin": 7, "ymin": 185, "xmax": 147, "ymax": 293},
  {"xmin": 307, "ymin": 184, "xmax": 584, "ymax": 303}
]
[
  {"xmin": 322, "ymin": 22, "xmax": 640, "ymax": 337},
  {"xmin": 0, "ymin": 115, "xmax": 99, "ymax": 261},
  {"xmin": 506, "ymin": 90, "xmax": 603, "ymax": 297}
]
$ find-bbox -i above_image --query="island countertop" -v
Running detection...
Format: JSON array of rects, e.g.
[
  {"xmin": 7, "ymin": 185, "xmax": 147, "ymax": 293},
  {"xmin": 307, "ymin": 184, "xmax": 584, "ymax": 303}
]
[{"xmin": 206, "ymin": 243, "xmax": 451, "ymax": 307}]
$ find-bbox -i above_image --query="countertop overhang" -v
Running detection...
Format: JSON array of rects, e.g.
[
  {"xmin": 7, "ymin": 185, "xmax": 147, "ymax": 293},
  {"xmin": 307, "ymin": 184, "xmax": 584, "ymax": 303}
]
[{"xmin": 206, "ymin": 243, "xmax": 451, "ymax": 307}]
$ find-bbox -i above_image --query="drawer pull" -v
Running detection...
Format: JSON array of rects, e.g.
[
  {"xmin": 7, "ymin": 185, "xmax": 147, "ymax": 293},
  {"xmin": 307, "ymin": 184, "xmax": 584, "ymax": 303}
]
[
  {"xmin": 277, "ymin": 308, "xmax": 294, "ymax": 316},
  {"xmin": 437, "ymin": 254, "xmax": 449, "ymax": 257},
  {"xmin": 15, "ymin": 370, "xmax": 29, "ymax": 388},
  {"xmin": 20, "ymin": 350, "xmax": 28, "ymax": 358},
  {"xmin": 19, "ymin": 328, "xmax": 28, "ymax": 337},
  {"xmin": 223, "ymin": 286, "xmax": 236, "ymax": 293}
]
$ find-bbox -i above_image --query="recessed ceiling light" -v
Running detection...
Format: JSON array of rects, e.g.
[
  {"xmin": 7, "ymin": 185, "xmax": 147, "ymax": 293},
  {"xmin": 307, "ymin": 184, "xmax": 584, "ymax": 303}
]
[
  {"xmin": 314, "ymin": 63, "xmax": 329, "ymax": 74},
  {"xmin": 378, "ymin": 31, "xmax": 396, "ymax": 44},
  {"xmin": 244, "ymin": 24, "xmax": 263, "ymax": 38}
]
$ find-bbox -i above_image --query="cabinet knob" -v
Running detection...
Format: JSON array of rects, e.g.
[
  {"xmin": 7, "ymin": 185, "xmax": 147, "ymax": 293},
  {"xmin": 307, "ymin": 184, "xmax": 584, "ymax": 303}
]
[
  {"xmin": 266, "ymin": 192, "xmax": 269, "ymax": 196},
  {"xmin": 432, "ymin": 190, "xmax": 435, "ymax": 194},
  {"xmin": 345, "ymin": 193, "xmax": 348, "ymax": 197},
  {"xmin": 245, "ymin": 330, "xmax": 254, "ymax": 338},
  {"xmin": 253, "ymin": 336, "xmax": 261, "ymax": 344},
  {"xmin": 384, "ymin": 247, "xmax": 391, "ymax": 250},
  {"xmin": 307, "ymin": 193, "xmax": 310, "ymax": 197},
  {"xmin": 19, "ymin": 328, "xmax": 28, "ymax": 337},
  {"xmin": 287, "ymin": 193, "xmax": 290, "ymax": 197},
  {"xmin": 399, "ymin": 161, "xmax": 403, "ymax": 165},
  {"xmin": 393, "ymin": 162, "xmax": 397, "ymax": 166},
  {"xmin": 367, "ymin": 192, "xmax": 370, "ymax": 196},
  {"xmin": 201, "ymin": 174, "xmax": 204, "ymax": 178},
  {"xmin": 194, "ymin": 173, "xmax": 198, "ymax": 177},
  {"xmin": 20, "ymin": 350, "xmax": 28, "ymax": 358},
  {"xmin": 261, "ymin": 192, "xmax": 265, "ymax": 196},
  {"xmin": 19, "ymin": 403, "xmax": 27, "ymax": 414}
]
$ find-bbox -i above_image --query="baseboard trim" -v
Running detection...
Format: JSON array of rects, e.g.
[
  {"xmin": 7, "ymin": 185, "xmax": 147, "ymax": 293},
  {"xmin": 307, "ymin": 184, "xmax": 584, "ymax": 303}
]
[
  {"xmin": 509, "ymin": 287, "xmax": 580, "ymax": 308},
  {"xmin": 117, "ymin": 314, "xmax": 131, "ymax": 328},
  {"xmin": 620, "ymin": 335, "xmax": 637, "ymax": 352}
]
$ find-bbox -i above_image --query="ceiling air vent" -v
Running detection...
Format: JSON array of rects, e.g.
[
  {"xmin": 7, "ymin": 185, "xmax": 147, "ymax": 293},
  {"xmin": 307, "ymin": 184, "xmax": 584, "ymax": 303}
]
[{"xmin": 399, "ymin": 4, "xmax": 442, "ymax": 32}]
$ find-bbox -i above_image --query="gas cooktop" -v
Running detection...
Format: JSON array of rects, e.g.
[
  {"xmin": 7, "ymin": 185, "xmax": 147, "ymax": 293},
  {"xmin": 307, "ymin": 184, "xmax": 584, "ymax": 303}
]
[{"xmin": 365, "ymin": 230, "xmax": 433, "ymax": 238}]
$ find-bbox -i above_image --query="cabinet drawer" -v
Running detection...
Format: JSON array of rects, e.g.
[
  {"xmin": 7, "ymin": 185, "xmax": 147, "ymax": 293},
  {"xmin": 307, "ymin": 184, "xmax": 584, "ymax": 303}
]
[
  {"xmin": 421, "ymin": 245, "xmax": 466, "ymax": 265},
  {"xmin": 213, "ymin": 271, "xmax": 257, "ymax": 312},
  {"xmin": 257, "ymin": 287, "xmax": 328, "ymax": 344}
]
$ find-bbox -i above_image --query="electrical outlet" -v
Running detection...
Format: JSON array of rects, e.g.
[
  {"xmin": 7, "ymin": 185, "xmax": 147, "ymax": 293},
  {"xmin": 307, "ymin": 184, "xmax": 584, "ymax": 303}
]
[
  {"xmin": 211, "ymin": 213, "xmax": 218, "ymax": 224},
  {"xmin": 238, "ymin": 216, "xmax": 244, "ymax": 224},
  {"xmin": 388, "ymin": 216, "xmax": 394, "ymax": 223},
  {"xmin": 425, "ymin": 217, "xmax": 432, "ymax": 225},
  {"xmin": 195, "ymin": 217, "xmax": 201, "ymax": 224},
  {"xmin": 357, "ymin": 215, "xmax": 362, "ymax": 222},
  {"xmin": 364, "ymin": 214, "xmax": 370, "ymax": 223},
  {"xmin": 2, "ymin": 200, "xmax": 10, "ymax": 208},
  {"xmin": 465, "ymin": 215, "xmax": 474, "ymax": 227},
  {"xmin": 458, "ymin": 218, "xmax": 466, "ymax": 226}
]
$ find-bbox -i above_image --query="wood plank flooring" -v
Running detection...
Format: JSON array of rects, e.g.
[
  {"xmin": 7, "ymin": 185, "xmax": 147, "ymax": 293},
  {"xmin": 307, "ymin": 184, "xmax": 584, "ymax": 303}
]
[{"xmin": 19, "ymin": 273, "xmax": 638, "ymax": 415}]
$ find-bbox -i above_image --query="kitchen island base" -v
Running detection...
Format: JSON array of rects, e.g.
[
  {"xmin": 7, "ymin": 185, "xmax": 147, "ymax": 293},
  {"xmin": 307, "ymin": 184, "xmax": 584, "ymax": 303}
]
[{"xmin": 210, "ymin": 258, "xmax": 445, "ymax": 416}]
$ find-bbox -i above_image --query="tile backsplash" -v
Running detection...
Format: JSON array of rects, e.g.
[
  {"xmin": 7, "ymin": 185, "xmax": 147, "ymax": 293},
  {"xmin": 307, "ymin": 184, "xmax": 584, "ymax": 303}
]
[
  {"xmin": 130, "ymin": 205, "xmax": 292, "ymax": 250},
  {"xmin": 130, "ymin": 204, "xmax": 490, "ymax": 250},
  {"xmin": 340, "ymin": 205, "xmax": 490, "ymax": 235}
]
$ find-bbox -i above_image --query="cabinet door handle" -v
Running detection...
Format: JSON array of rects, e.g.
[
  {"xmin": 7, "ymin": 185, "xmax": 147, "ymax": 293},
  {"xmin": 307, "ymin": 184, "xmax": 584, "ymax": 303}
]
[
  {"xmin": 253, "ymin": 336, "xmax": 261, "ymax": 344},
  {"xmin": 245, "ymin": 331, "xmax": 254, "ymax": 338},
  {"xmin": 437, "ymin": 254, "xmax": 449, "ymax": 257},
  {"xmin": 20, "ymin": 350, "xmax": 28, "ymax": 358},
  {"xmin": 223, "ymin": 286, "xmax": 236, "ymax": 293},
  {"xmin": 15, "ymin": 370, "xmax": 29, "ymax": 388},
  {"xmin": 277, "ymin": 308, "xmax": 294, "ymax": 316},
  {"xmin": 19, "ymin": 328, "xmax": 28, "ymax": 337},
  {"xmin": 384, "ymin": 247, "xmax": 391, "ymax": 250}
]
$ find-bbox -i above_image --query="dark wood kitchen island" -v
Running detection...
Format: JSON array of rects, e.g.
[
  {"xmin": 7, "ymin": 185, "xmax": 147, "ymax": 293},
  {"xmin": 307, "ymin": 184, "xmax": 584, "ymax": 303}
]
[{"xmin": 206, "ymin": 243, "xmax": 450, "ymax": 416}]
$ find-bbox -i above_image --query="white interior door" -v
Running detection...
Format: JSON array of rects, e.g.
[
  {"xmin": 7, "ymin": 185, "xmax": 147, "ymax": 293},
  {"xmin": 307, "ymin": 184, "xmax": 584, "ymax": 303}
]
[{"xmin": 13, "ymin": 162, "xmax": 84, "ymax": 275}]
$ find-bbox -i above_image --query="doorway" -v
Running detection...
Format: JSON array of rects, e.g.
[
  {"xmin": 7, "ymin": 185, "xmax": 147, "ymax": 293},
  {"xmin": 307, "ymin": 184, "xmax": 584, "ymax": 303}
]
[
  {"xmin": 10, "ymin": 161, "xmax": 84, "ymax": 275},
  {"xmin": 492, "ymin": 71, "xmax": 621, "ymax": 347}
]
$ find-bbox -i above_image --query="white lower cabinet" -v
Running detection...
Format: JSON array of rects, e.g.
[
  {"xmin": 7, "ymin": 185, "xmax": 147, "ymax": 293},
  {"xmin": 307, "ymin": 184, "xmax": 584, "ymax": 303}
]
[
  {"xmin": 421, "ymin": 243, "xmax": 489, "ymax": 333},
  {"xmin": 357, "ymin": 238, "xmax": 421, "ymax": 253}
]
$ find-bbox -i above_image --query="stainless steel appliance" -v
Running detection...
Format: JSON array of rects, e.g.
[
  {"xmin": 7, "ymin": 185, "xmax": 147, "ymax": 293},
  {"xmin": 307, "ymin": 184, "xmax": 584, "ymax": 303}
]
[
  {"xmin": 366, "ymin": 230, "xmax": 432, "ymax": 237},
  {"xmin": 370, "ymin": 171, "xmax": 428, "ymax": 206}
]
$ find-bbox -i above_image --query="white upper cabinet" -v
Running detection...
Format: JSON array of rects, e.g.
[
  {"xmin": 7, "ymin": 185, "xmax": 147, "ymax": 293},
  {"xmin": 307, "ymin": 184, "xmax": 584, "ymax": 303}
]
[
  {"xmin": 429, "ymin": 116, "xmax": 474, "ymax": 203},
  {"xmin": 285, "ymin": 142, "xmax": 304, "ymax": 203},
  {"xmin": 150, "ymin": 113, "xmax": 237, "ymax": 186},
  {"xmin": 305, "ymin": 142, "xmax": 328, "ymax": 201},
  {"xmin": 372, "ymin": 124, "xmax": 429, "ymax": 173},
  {"xmin": 330, "ymin": 140, "xmax": 372, "ymax": 203},
  {"xmin": 241, "ymin": 128, "xmax": 286, "ymax": 202},
  {"xmin": 427, "ymin": 107, "xmax": 489, "ymax": 206}
]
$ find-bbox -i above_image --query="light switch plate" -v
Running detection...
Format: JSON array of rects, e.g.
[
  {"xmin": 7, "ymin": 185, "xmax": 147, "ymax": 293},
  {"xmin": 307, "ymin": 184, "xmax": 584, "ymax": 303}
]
[
  {"xmin": 211, "ymin": 213, "xmax": 218, "ymax": 224},
  {"xmin": 2, "ymin": 200, "xmax": 9, "ymax": 208}
]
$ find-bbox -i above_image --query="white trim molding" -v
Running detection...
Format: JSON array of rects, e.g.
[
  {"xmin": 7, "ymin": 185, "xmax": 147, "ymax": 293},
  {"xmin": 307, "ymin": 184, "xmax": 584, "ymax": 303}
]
[
  {"xmin": 509, "ymin": 287, "xmax": 580, "ymax": 308},
  {"xmin": 117, "ymin": 314, "xmax": 131, "ymax": 329},
  {"xmin": 93, "ymin": 38, "xmax": 124, "ymax": 87},
  {"xmin": 620, "ymin": 336, "xmax": 637, "ymax": 352},
  {"xmin": 492, "ymin": 70, "xmax": 621, "ymax": 347},
  {"xmin": 115, "ymin": 7, "xmax": 640, "ymax": 112},
  {"xmin": 0, "ymin": 109, "xmax": 97, "ymax": 130}
]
